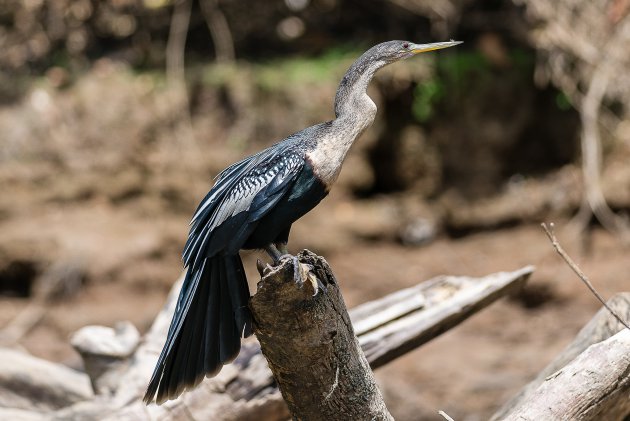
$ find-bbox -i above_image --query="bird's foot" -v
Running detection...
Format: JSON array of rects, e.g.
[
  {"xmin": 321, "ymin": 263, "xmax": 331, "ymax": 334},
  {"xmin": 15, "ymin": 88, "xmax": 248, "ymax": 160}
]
[{"xmin": 278, "ymin": 254, "xmax": 324, "ymax": 296}]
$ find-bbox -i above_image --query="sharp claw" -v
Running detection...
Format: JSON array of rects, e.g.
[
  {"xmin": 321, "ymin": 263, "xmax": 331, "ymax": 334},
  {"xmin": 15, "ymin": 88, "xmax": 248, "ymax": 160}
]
[
  {"xmin": 275, "ymin": 254, "xmax": 323, "ymax": 296},
  {"xmin": 299, "ymin": 263, "xmax": 321, "ymax": 296},
  {"xmin": 316, "ymin": 277, "xmax": 327, "ymax": 294},
  {"xmin": 256, "ymin": 259, "xmax": 265, "ymax": 276},
  {"xmin": 308, "ymin": 273, "xmax": 319, "ymax": 296}
]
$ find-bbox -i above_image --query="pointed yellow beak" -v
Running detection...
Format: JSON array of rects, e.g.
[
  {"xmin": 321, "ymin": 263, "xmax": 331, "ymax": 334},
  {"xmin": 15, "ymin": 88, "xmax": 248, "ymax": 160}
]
[{"xmin": 410, "ymin": 40, "xmax": 463, "ymax": 54}]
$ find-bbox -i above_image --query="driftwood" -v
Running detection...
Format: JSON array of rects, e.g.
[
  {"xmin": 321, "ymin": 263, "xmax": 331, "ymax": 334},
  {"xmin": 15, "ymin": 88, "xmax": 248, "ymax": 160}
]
[
  {"xmin": 0, "ymin": 347, "xmax": 93, "ymax": 413},
  {"xmin": 0, "ymin": 251, "xmax": 533, "ymax": 420},
  {"xmin": 493, "ymin": 292, "xmax": 630, "ymax": 421},
  {"xmin": 502, "ymin": 328, "xmax": 630, "ymax": 420},
  {"xmin": 70, "ymin": 321, "xmax": 141, "ymax": 395},
  {"xmin": 355, "ymin": 264, "xmax": 533, "ymax": 367}
]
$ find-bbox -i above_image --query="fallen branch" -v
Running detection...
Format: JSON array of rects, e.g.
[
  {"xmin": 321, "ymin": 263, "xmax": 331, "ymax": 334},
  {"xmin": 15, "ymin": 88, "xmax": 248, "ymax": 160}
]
[
  {"xmin": 492, "ymin": 292, "xmax": 630, "ymax": 420},
  {"xmin": 541, "ymin": 222, "xmax": 630, "ymax": 329},
  {"xmin": 491, "ymin": 224, "xmax": 630, "ymax": 419},
  {"xmin": 0, "ymin": 251, "xmax": 533, "ymax": 420},
  {"xmin": 0, "ymin": 347, "xmax": 93, "ymax": 412},
  {"xmin": 70, "ymin": 322, "xmax": 140, "ymax": 395},
  {"xmin": 500, "ymin": 328, "xmax": 630, "ymax": 421},
  {"xmin": 355, "ymin": 264, "xmax": 533, "ymax": 367}
]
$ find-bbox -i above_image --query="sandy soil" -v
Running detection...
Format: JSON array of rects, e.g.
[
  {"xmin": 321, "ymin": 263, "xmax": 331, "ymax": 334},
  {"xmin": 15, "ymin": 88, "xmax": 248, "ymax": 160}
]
[{"xmin": 1, "ymin": 184, "xmax": 627, "ymax": 420}]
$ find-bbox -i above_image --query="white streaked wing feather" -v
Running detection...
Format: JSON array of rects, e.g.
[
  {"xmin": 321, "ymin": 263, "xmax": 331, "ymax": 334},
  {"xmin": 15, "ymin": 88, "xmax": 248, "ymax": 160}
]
[
  {"xmin": 191, "ymin": 143, "xmax": 294, "ymax": 224},
  {"xmin": 205, "ymin": 154, "xmax": 301, "ymax": 231}
]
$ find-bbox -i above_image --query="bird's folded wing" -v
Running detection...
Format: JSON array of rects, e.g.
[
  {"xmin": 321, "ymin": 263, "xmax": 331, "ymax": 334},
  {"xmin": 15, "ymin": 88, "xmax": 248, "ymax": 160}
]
[{"xmin": 183, "ymin": 148, "xmax": 304, "ymax": 269}]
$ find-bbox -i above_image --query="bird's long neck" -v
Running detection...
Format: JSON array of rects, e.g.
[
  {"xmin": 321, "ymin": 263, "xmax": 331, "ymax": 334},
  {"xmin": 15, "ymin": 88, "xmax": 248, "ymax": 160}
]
[
  {"xmin": 306, "ymin": 55, "xmax": 388, "ymax": 188},
  {"xmin": 334, "ymin": 56, "xmax": 387, "ymax": 123}
]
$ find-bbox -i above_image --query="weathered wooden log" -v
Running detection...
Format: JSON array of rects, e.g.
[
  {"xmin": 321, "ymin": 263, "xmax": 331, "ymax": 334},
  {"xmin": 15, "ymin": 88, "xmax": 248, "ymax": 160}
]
[
  {"xmin": 355, "ymin": 265, "xmax": 534, "ymax": 367},
  {"xmin": 250, "ymin": 251, "xmax": 393, "ymax": 420},
  {"xmin": 0, "ymin": 347, "xmax": 93, "ymax": 412},
  {"xmin": 0, "ymin": 407, "xmax": 47, "ymax": 421},
  {"xmin": 70, "ymin": 321, "xmax": 140, "ymax": 395},
  {"xmin": 0, "ymin": 251, "xmax": 533, "ymax": 420},
  {"xmin": 492, "ymin": 292, "xmax": 630, "ymax": 420},
  {"xmin": 501, "ymin": 328, "xmax": 630, "ymax": 421}
]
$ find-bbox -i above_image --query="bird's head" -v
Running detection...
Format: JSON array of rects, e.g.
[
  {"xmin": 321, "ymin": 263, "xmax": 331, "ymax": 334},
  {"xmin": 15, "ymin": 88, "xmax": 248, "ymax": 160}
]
[
  {"xmin": 334, "ymin": 39, "xmax": 462, "ymax": 117},
  {"xmin": 369, "ymin": 40, "xmax": 462, "ymax": 64}
]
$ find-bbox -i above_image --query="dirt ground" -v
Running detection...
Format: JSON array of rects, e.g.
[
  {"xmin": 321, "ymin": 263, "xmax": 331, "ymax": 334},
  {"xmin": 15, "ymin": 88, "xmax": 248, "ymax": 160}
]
[{"xmin": 0, "ymin": 179, "xmax": 627, "ymax": 420}]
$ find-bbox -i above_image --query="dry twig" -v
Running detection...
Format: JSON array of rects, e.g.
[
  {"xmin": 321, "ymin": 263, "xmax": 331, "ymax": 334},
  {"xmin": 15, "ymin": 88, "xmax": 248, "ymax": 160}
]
[
  {"xmin": 541, "ymin": 222, "xmax": 630, "ymax": 330},
  {"xmin": 438, "ymin": 409, "xmax": 456, "ymax": 421}
]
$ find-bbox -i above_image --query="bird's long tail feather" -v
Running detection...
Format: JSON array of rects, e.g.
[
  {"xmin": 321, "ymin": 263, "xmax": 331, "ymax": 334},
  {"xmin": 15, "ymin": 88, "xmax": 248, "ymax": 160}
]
[{"xmin": 143, "ymin": 255, "xmax": 252, "ymax": 404}]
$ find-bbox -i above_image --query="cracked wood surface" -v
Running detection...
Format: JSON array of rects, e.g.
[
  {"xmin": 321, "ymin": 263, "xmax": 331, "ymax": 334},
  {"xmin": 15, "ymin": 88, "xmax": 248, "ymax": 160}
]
[
  {"xmin": 501, "ymin": 328, "xmax": 630, "ymax": 421},
  {"xmin": 493, "ymin": 293, "xmax": 630, "ymax": 421}
]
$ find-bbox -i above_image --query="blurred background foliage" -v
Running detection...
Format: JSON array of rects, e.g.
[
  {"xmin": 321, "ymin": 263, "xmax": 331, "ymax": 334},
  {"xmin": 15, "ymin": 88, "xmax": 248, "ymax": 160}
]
[{"xmin": 1, "ymin": 0, "xmax": 589, "ymax": 204}]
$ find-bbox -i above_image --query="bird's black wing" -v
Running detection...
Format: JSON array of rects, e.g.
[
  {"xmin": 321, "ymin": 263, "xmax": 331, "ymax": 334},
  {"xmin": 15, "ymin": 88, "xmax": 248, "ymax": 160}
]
[
  {"xmin": 161, "ymin": 144, "xmax": 304, "ymax": 367},
  {"xmin": 183, "ymin": 145, "xmax": 304, "ymax": 268},
  {"xmin": 145, "ymin": 144, "xmax": 305, "ymax": 403}
]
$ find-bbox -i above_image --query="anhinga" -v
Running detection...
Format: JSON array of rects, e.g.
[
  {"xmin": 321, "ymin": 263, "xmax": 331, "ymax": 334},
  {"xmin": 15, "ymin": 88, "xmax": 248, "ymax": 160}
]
[{"xmin": 144, "ymin": 39, "xmax": 461, "ymax": 404}]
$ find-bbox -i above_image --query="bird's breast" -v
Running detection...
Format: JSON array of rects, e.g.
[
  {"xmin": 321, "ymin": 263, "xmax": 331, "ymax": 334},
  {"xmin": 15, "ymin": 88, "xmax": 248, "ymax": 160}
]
[
  {"xmin": 305, "ymin": 129, "xmax": 364, "ymax": 189},
  {"xmin": 306, "ymin": 96, "xmax": 376, "ymax": 188},
  {"xmin": 304, "ymin": 149, "xmax": 339, "ymax": 190}
]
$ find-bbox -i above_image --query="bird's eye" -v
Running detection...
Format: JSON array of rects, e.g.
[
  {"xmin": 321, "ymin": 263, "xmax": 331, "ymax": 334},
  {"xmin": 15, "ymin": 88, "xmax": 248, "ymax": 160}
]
[{"xmin": 403, "ymin": 42, "xmax": 409, "ymax": 49}]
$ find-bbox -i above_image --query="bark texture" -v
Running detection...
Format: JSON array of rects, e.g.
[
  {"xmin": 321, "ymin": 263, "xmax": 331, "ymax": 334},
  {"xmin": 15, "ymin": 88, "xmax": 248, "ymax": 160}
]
[
  {"xmin": 250, "ymin": 250, "xmax": 393, "ymax": 421},
  {"xmin": 493, "ymin": 293, "xmax": 630, "ymax": 420},
  {"xmin": 502, "ymin": 328, "xmax": 630, "ymax": 421},
  {"xmin": 356, "ymin": 266, "xmax": 533, "ymax": 367}
]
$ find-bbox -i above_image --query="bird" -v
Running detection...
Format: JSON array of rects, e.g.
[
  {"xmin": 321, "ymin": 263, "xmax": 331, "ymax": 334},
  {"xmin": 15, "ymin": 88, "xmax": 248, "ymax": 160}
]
[{"xmin": 143, "ymin": 39, "xmax": 461, "ymax": 404}]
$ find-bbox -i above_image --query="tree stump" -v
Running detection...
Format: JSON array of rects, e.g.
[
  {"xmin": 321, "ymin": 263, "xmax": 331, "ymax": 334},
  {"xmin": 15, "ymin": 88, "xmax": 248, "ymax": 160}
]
[{"xmin": 250, "ymin": 250, "xmax": 393, "ymax": 420}]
